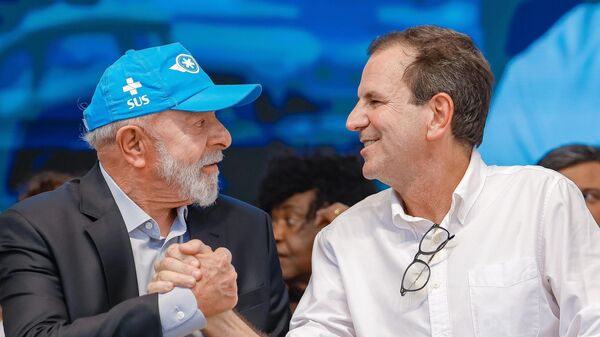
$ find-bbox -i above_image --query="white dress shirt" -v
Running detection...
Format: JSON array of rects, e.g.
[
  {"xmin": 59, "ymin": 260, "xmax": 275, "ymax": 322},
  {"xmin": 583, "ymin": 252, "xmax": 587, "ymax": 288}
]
[
  {"xmin": 100, "ymin": 164, "xmax": 205, "ymax": 337},
  {"xmin": 288, "ymin": 150, "xmax": 600, "ymax": 337}
]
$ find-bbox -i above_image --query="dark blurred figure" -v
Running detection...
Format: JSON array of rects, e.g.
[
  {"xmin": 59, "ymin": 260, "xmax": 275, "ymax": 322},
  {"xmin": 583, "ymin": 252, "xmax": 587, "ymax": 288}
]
[
  {"xmin": 258, "ymin": 154, "xmax": 377, "ymax": 311},
  {"xmin": 18, "ymin": 171, "xmax": 73, "ymax": 201},
  {"xmin": 538, "ymin": 144, "xmax": 600, "ymax": 225}
]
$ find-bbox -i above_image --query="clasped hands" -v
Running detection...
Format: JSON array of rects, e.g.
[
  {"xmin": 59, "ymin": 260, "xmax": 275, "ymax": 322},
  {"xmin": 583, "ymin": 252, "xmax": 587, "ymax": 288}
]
[{"xmin": 147, "ymin": 240, "xmax": 238, "ymax": 317}]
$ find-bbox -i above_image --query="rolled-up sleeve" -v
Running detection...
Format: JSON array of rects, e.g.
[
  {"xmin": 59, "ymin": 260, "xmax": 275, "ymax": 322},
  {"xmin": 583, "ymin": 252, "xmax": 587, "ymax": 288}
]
[{"xmin": 159, "ymin": 287, "xmax": 206, "ymax": 337}]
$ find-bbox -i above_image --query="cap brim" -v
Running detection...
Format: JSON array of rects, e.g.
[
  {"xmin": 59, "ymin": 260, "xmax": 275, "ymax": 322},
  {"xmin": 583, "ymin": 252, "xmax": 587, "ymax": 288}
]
[{"xmin": 174, "ymin": 84, "xmax": 262, "ymax": 112}]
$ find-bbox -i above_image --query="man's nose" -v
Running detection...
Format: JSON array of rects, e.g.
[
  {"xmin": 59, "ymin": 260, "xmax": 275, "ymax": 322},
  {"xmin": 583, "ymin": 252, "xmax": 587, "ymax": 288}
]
[
  {"xmin": 346, "ymin": 103, "xmax": 368, "ymax": 132},
  {"xmin": 211, "ymin": 117, "xmax": 232, "ymax": 150}
]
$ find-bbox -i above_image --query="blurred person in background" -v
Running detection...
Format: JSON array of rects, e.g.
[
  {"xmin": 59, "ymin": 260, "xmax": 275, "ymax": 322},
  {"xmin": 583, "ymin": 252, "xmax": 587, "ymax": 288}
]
[
  {"xmin": 258, "ymin": 154, "xmax": 377, "ymax": 311},
  {"xmin": 538, "ymin": 144, "xmax": 600, "ymax": 225},
  {"xmin": 18, "ymin": 170, "xmax": 74, "ymax": 201}
]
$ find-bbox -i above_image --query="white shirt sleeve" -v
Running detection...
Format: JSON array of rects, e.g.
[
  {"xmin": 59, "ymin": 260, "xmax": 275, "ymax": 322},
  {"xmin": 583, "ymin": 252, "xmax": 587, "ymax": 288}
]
[
  {"xmin": 287, "ymin": 230, "xmax": 356, "ymax": 337},
  {"xmin": 542, "ymin": 178, "xmax": 600, "ymax": 336},
  {"xmin": 159, "ymin": 287, "xmax": 206, "ymax": 337}
]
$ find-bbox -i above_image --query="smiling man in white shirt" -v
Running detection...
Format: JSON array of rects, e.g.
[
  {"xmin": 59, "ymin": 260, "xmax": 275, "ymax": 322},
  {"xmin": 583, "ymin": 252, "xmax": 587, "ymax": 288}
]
[{"xmin": 286, "ymin": 25, "xmax": 600, "ymax": 337}]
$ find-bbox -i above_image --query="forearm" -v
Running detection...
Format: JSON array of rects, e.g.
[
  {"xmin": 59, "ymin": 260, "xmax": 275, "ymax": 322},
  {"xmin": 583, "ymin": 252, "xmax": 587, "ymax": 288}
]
[{"xmin": 202, "ymin": 310, "xmax": 266, "ymax": 337}]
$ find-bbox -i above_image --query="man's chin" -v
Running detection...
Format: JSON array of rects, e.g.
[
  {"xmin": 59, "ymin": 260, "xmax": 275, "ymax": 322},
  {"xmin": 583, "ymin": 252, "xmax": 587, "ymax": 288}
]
[
  {"xmin": 190, "ymin": 191, "xmax": 219, "ymax": 207},
  {"xmin": 362, "ymin": 165, "xmax": 377, "ymax": 180},
  {"xmin": 191, "ymin": 198, "xmax": 218, "ymax": 208}
]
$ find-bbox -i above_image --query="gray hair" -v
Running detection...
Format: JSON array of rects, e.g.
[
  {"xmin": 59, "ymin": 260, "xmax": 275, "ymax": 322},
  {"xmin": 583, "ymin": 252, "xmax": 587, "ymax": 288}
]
[{"xmin": 82, "ymin": 115, "xmax": 156, "ymax": 150}]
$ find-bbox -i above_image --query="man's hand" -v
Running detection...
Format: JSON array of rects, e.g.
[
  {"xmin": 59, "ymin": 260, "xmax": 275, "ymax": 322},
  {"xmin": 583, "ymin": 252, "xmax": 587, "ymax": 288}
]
[
  {"xmin": 147, "ymin": 240, "xmax": 239, "ymax": 317},
  {"xmin": 314, "ymin": 202, "xmax": 349, "ymax": 228},
  {"xmin": 147, "ymin": 240, "xmax": 205, "ymax": 294},
  {"xmin": 192, "ymin": 246, "xmax": 238, "ymax": 317}
]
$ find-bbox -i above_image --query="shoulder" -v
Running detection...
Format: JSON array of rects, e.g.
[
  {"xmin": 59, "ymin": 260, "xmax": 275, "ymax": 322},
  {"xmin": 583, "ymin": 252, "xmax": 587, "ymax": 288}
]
[
  {"xmin": 3, "ymin": 179, "xmax": 81, "ymax": 224},
  {"xmin": 319, "ymin": 189, "xmax": 391, "ymax": 241},
  {"xmin": 484, "ymin": 163, "xmax": 573, "ymax": 191},
  {"xmin": 0, "ymin": 180, "xmax": 87, "ymax": 251},
  {"xmin": 478, "ymin": 163, "xmax": 583, "ymax": 215}
]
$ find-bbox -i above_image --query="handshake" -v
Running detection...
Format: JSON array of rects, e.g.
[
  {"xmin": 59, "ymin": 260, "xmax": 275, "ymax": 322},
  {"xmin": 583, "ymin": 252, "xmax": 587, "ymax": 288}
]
[{"xmin": 148, "ymin": 240, "xmax": 238, "ymax": 317}]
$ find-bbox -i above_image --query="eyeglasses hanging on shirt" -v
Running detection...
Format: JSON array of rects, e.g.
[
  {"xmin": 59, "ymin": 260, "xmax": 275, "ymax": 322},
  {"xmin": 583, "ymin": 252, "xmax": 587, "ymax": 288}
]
[{"xmin": 400, "ymin": 224, "xmax": 455, "ymax": 296}]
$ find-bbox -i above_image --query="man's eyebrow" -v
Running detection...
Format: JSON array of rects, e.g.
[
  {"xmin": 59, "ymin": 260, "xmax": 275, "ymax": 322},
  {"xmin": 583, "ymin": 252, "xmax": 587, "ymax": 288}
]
[{"xmin": 362, "ymin": 91, "xmax": 385, "ymax": 100}]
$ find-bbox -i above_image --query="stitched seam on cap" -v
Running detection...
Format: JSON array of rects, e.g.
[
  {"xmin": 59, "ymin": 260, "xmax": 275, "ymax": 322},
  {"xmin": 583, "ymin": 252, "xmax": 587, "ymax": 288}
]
[
  {"xmin": 102, "ymin": 64, "xmax": 114, "ymax": 118},
  {"xmin": 134, "ymin": 50, "xmax": 177, "ymax": 108}
]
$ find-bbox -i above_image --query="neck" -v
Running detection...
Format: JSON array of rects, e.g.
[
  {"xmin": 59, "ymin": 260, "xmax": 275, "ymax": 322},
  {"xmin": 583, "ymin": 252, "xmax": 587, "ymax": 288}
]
[
  {"xmin": 392, "ymin": 144, "xmax": 472, "ymax": 224},
  {"xmin": 100, "ymin": 157, "xmax": 189, "ymax": 237}
]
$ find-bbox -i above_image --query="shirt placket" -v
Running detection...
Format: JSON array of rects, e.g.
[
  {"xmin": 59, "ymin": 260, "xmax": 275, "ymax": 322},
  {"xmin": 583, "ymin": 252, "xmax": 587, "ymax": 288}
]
[{"xmin": 428, "ymin": 250, "xmax": 453, "ymax": 337}]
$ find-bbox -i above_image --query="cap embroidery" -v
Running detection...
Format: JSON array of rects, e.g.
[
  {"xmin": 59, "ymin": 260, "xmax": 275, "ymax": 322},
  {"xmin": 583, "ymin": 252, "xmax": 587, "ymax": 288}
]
[
  {"xmin": 122, "ymin": 77, "xmax": 142, "ymax": 95},
  {"xmin": 169, "ymin": 54, "xmax": 200, "ymax": 74}
]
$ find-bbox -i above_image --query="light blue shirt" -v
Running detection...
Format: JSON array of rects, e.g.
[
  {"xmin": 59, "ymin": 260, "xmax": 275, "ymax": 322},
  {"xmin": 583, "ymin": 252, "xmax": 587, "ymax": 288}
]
[{"xmin": 100, "ymin": 164, "xmax": 205, "ymax": 337}]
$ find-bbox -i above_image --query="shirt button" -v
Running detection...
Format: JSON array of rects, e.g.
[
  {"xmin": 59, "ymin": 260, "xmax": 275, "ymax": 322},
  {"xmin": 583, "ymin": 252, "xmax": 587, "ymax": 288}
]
[
  {"xmin": 145, "ymin": 222, "xmax": 153, "ymax": 230},
  {"xmin": 432, "ymin": 282, "xmax": 440, "ymax": 289},
  {"xmin": 176, "ymin": 311, "xmax": 185, "ymax": 320}
]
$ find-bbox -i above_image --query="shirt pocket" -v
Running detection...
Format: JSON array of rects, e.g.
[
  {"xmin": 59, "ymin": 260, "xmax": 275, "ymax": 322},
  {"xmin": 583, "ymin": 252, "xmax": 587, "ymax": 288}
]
[{"xmin": 468, "ymin": 258, "xmax": 540, "ymax": 337}]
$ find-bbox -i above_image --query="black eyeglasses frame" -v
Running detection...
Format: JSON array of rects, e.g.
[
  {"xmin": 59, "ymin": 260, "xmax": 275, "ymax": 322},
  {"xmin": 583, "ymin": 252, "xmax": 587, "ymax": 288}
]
[{"xmin": 400, "ymin": 224, "xmax": 455, "ymax": 296}]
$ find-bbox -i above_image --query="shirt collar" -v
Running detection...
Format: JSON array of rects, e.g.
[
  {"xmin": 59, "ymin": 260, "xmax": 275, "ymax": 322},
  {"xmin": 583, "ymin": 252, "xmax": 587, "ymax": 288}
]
[
  {"xmin": 99, "ymin": 163, "xmax": 188, "ymax": 234},
  {"xmin": 390, "ymin": 148, "xmax": 487, "ymax": 228},
  {"xmin": 450, "ymin": 148, "xmax": 487, "ymax": 225}
]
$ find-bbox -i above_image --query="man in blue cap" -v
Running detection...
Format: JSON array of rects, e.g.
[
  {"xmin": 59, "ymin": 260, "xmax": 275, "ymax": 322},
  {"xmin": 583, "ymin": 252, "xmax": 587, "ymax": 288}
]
[{"xmin": 0, "ymin": 43, "xmax": 290, "ymax": 337}]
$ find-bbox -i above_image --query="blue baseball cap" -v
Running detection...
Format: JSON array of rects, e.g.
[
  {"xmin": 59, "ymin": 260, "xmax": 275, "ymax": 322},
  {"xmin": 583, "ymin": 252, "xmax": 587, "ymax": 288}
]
[{"xmin": 83, "ymin": 42, "xmax": 262, "ymax": 131}]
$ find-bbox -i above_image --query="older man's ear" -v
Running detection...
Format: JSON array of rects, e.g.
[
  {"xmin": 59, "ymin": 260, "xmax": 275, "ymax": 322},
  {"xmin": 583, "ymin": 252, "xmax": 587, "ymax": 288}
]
[{"xmin": 114, "ymin": 125, "xmax": 154, "ymax": 168}]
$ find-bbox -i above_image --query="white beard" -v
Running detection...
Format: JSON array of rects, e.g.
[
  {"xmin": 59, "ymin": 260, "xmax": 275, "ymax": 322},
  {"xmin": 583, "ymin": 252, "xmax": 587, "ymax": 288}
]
[{"xmin": 155, "ymin": 142, "xmax": 223, "ymax": 207}]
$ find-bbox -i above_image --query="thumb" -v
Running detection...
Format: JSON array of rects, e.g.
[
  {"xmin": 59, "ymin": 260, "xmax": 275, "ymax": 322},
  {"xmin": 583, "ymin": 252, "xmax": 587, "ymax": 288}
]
[{"xmin": 179, "ymin": 239, "xmax": 213, "ymax": 255}]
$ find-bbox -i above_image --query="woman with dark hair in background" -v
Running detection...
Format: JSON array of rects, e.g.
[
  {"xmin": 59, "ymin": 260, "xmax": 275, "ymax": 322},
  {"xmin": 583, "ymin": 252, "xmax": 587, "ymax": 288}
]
[{"xmin": 258, "ymin": 154, "xmax": 377, "ymax": 311}]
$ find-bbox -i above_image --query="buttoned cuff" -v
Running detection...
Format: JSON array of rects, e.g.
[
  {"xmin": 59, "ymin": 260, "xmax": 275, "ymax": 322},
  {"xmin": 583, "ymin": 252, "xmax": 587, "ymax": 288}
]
[{"xmin": 159, "ymin": 287, "xmax": 206, "ymax": 337}]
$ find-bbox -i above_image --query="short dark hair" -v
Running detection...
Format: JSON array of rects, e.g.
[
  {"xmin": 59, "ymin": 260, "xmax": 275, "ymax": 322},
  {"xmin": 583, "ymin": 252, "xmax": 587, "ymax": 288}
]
[
  {"xmin": 537, "ymin": 144, "xmax": 600, "ymax": 171},
  {"xmin": 368, "ymin": 25, "xmax": 494, "ymax": 147},
  {"xmin": 258, "ymin": 154, "xmax": 377, "ymax": 220}
]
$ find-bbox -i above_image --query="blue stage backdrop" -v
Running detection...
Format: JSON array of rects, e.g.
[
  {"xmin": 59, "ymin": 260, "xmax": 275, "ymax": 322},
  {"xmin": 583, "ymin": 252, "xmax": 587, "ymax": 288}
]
[{"xmin": 1, "ymin": 0, "xmax": 598, "ymax": 210}]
